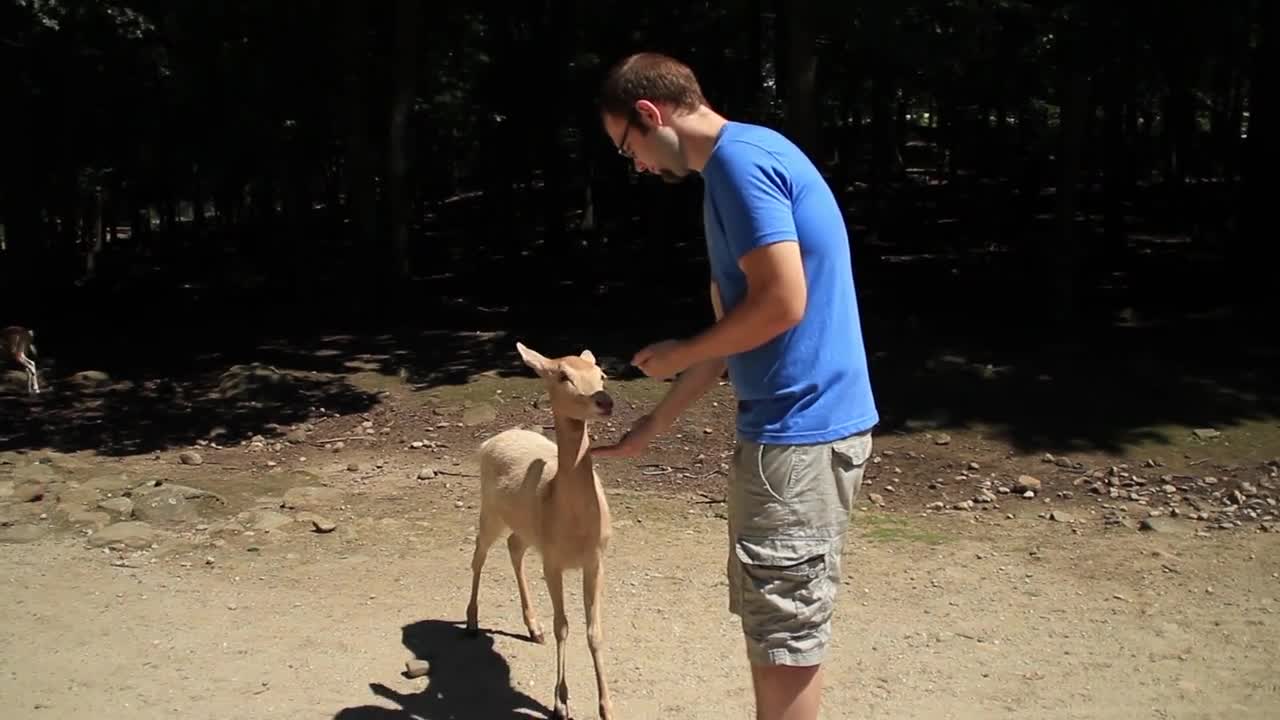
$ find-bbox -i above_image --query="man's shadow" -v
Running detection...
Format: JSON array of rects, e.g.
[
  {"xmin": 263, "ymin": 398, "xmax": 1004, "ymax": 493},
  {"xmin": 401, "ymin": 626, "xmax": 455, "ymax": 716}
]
[{"xmin": 333, "ymin": 618, "xmax": 554, "ymax": 720}]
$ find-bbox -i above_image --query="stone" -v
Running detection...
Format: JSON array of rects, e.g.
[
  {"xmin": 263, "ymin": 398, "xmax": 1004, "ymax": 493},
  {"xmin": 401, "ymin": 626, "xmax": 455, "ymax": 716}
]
[
  {"xmin": 281, "ymin": 486, "xmax": 344, "ymax": 511},
  {"xmin": 0, "ymin": 524, "xmax": 47, "ymax": 544},
  {"xmin": 87, "ymin": 521, "xmax": 157, "ymax": 549},
  {"xmin": 1014, "ymin": 476, "xmax": 1042, "ymax": 494},
  {"xmin": 13, "ymin": 482, "xmax": 45, "ymax": 503},
  {"xmin": 97, "ymin": 497, "xmax": 134, "ymax": 518},
  {"xmin": 178, "ymin": 451, "xmax": 204, "ymax": 466},
  {"xmin": 461, "ymin": 403, "xmax": 497, "ymax": 426}
]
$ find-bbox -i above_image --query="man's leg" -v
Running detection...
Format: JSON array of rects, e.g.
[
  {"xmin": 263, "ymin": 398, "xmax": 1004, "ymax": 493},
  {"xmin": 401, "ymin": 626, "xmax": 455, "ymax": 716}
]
[
  {"xmin": 751, "ymin": 661, "xmax": 824, "ymax": 720},
  {"xmin": 726, "ymin": 431, "xmax": 872, "ymax": 720}
]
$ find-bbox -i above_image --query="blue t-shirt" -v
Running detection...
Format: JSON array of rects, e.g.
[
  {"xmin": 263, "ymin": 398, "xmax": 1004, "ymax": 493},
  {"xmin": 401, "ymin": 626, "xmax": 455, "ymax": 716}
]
[{"xmin": 701, "ymin": 121, "xmax": 878, "ymax": 445}]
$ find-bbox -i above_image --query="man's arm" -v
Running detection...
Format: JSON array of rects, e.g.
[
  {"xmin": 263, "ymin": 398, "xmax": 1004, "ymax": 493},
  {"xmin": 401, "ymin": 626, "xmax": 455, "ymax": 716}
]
[
  {"xmin": 649, "ymin": 281, "xmax": 729, "ymax": 428},
  {"xmin": 675, "ymin": 241, "xmax": 806, "ymax": 371}
]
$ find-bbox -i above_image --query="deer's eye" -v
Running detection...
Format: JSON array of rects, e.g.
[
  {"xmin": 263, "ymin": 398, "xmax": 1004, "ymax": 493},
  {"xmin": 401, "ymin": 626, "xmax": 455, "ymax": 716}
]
[{"xmin": 558, "ymin": 371, "xmax": 571, "ymax": 383}]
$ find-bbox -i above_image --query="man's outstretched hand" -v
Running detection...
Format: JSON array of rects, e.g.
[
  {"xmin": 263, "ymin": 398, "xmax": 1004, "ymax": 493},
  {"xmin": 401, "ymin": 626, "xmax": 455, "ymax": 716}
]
[
  {"xmin": 592, "ymin": 413, "xmax": 662, "ymax": 458},
  {"xmin": 632, "ymin": 339, "xmax": 693, "ymax": 381}
]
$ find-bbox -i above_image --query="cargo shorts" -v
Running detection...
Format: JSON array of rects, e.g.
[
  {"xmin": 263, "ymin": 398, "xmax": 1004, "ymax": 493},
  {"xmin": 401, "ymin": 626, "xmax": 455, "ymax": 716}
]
[{"xmin": 726, "ymin": 429, "xmax": 872, "ymax": 667}]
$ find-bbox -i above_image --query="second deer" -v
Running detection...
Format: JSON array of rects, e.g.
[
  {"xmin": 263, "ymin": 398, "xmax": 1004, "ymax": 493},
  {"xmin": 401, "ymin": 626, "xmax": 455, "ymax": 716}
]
[
  {"xmin": 3, "ymin": 326, "xmax": 40, "ymax": 394},
  {"xmin": 466, "ymin": 341, "xmax": 616, "ymax": 720}
]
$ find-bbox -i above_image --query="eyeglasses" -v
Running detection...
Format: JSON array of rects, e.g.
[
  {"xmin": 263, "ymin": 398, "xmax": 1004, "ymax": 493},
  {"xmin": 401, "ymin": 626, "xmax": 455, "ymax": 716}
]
[{"xmin": 615, "ymin": 117, "xmax": 634, "ymax": 159}]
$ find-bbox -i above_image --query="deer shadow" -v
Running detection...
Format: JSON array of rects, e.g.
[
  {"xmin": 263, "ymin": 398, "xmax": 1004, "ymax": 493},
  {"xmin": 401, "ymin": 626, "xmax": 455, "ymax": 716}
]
[{"xmin": 332, "ymin": 618, "xmax": 554, "ymax": 720}]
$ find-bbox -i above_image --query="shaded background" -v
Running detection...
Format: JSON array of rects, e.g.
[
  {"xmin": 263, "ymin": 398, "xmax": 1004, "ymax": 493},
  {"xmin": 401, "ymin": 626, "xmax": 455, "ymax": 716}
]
[{"xmin": 1, "ymin": 0, "xmax": 1276, "ymax": 455}]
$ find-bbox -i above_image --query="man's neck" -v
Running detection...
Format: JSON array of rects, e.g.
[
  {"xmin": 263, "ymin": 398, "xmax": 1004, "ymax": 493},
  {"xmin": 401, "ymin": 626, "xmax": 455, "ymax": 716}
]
[{"xmin": 671, "ymin": 106, "xmax": 729, "ymax": 173}]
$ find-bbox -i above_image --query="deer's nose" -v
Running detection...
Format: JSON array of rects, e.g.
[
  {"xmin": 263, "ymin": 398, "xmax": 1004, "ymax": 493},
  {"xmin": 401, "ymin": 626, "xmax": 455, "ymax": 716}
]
[{"xmin": 592, "ymin": 392, "xmax": 613, "ymax": 415}]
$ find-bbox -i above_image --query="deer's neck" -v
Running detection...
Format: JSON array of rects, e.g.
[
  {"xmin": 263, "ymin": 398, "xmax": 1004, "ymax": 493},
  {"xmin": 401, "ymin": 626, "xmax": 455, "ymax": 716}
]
[{"xmin": 552, "ymin": 415, "xmax": 593, "ymax": 485}]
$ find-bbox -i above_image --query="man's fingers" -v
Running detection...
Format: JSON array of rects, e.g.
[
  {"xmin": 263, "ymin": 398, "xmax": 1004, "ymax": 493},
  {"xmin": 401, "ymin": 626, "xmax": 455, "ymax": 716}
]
[{"xmin": 632, "ymin": 345, "xmax": 657, "ymax": 366}]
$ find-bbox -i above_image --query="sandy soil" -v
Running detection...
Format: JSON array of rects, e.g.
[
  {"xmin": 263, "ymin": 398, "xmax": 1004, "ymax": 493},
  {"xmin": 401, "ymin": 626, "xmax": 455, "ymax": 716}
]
[{"xmin": 2, "ymin": 354, "xmax": 1279, "ymax": 720}]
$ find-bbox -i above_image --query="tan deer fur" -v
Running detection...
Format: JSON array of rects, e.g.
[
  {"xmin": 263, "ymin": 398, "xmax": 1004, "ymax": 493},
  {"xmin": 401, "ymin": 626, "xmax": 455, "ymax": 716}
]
[
  {"xmin": 3, "ymin": 326, "xmax": 39, "ymax": 394},
  {"xmin": 466, "ymin": 341, "xmax": 616, "ymax": 720}
]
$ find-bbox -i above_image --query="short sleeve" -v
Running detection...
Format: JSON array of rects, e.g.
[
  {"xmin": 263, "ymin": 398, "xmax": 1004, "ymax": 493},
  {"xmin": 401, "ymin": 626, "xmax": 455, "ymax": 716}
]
[{"xmin": 706, "ymin": 141, "xmax": 797, "ymax": 264}]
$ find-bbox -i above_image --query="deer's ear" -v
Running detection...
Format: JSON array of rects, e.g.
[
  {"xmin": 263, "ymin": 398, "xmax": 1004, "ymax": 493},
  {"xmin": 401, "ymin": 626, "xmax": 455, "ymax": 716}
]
[
  {"xmin": 579, "ymin": 349, "xmax": 596, "ymax": 365},
  {"xmin": 517, "ymin": 342, "xmax": 553, "ymax": 375}
]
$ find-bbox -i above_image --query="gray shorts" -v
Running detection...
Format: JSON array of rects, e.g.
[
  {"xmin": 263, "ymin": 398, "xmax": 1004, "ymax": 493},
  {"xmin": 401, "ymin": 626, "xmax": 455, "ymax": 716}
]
[{"xmin": 726, "ymin": 429, "xmax": 872, "ymax": 667}]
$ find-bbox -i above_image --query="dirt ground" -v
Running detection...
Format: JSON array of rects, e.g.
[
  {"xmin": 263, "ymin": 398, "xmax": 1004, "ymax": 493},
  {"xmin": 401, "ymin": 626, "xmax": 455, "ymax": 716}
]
[{"xmin": 2, "ymin": 347, "xmax": 1280, "ymax": 720}]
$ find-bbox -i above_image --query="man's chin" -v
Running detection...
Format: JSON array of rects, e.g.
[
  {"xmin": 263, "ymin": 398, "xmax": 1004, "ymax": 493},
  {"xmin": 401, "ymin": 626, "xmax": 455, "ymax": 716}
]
[{"xmin": 659, "ymin": 169, "xmax": 688, "ymax": 184}]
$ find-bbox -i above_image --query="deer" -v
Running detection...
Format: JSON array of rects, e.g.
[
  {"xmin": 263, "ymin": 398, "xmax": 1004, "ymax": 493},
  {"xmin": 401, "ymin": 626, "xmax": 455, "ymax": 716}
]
[
  {"xmin": 3, "ymin": 326, "xmax": 40, "ymax": 394},
  {"xmin": 466, "ymin": 341, "xmax": 616, "ymax": 720}
]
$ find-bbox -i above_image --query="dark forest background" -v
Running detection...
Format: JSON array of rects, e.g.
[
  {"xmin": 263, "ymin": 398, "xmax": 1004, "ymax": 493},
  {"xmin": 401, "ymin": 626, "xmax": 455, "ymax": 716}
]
[{"xmin": 2, "ymin": 0, "xmax": 1276, "ymax": 452}]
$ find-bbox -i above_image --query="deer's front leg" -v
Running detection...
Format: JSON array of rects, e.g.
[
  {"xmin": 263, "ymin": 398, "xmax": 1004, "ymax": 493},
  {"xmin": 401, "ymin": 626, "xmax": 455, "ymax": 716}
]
[
  {"xmin": 544, "ymin": 562, "xmax": 570, "ymax": 719},
  {"xmin": 584, "ymin": 553, "xmax": 613, "ymax": 720},
  {"xmin": 18, "ymin": 355, "xmax": 38, "ymax": 394}
]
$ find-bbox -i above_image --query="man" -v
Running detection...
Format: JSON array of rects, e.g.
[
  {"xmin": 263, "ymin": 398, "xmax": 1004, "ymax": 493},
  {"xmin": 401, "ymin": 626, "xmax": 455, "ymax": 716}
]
[{"xmin": 592, "ymin": 53, "xmax": 879, "ymax": 720}]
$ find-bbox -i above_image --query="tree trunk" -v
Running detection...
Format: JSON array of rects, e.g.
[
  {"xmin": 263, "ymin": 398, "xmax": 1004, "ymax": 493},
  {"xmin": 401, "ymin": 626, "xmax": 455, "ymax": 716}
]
[
  {"xmin": 386, "ymin": 0, "xmax": 420, "ymax": 284},
  {"xmin": 84, "ymin": 184, "xmax": 105, "ymax": 282},
  {"xmin": 1238, "ymin": 0, "xmax": 1278, "ymax": 313},
  {"xmin": 1103, "ymin": 60, "xmax": 1128, "ymax": 247},
  {"xmin": 1052, "ymin": 69, "xmax": 1090, "ymax": 332},
  {"xmin": 782, "ymin": 0, "xmax": 818, "ymax": 158},
  {"xmin": 339, "ymin": 1, "xmax": 377, "ymax": 274}
]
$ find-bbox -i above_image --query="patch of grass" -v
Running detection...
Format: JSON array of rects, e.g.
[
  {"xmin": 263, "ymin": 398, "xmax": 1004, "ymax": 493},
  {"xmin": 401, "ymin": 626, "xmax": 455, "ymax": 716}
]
[{"xmin": 856, "ymin": 511, "xmax": 950, "ymax": 546}]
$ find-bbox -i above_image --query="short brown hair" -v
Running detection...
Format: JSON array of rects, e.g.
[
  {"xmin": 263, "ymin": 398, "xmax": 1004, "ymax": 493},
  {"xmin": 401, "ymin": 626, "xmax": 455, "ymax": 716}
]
[{"xmin": 598, "ymin": 52, "xmax": 708, "ymax": 124}]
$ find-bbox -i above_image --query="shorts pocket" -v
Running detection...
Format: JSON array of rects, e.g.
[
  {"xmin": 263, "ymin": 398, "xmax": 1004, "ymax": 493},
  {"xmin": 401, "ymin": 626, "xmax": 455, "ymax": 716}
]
[
  {"xmin": 733, "ymin": 536, "xmax": 836, "ymax": 633},
  {"xmin": 831, "ymin": 432, "xmax": 873, "ymax": 470}
]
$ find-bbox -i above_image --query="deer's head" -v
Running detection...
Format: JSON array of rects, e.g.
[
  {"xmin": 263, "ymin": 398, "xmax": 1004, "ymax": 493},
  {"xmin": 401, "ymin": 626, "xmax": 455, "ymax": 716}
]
[{"xmin": 516, "ymin": 342, "xmax": 613, "ymax": 421}]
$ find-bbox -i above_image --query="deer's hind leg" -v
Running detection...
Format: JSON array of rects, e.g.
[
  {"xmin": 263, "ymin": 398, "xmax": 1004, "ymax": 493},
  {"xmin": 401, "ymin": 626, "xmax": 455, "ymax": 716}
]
[
  {"xmin": 508, "ymin": 533, "xmax": 544, "ymax": 643},
  {"xmin": 465, "ymin": 508, "xmax": 505, "ymax": 635}
]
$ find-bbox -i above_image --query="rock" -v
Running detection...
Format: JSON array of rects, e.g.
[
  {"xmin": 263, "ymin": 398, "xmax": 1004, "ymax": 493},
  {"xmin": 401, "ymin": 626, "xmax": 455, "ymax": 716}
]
[
  {"xmin": 240, "ymin": 510, "xmax": 294, "ymax": 532},
  {"xmin": 70, "ymin": 370, "xmax": 111, "ymax": 387},
  {"xmin": 311, "ymin": 517, "xmax": 337, "ymax": 533},
  {"xmin": 405, "ymin": 659, "xmax": 431, "ymax": 678},
  {"xmin": 131, "ymin": 482, "xmax": 222, "ymax": 523},
  {"xmin": 66, "ymin": 510, "xmax": 111, "ymax": 529},
  {"xmin": 1014, "ymin": 475, "xmax": 1042, "ymax": 494},
  {"xmin": 346, "ymin": 463, "xmax": 360, "ymax": 472},
  {"xmin": 97, "ymin": 497, "xmax": 134, "ymax": 518},
  {"xmin": 87, "ymin": 521, "xmax": 157, "ymax": 549},
  {"xmin": 281, "ymin": 486, "xmax": 344, "ymax": 511},
  {"xmin": 285, "ymin": 428, "xmax": 308, "ymax": 443},
  {"xmin": 952, "ymin": 500, "xmax": 975, "ymax": 511},
  {"xmin": 418, "ymin": 468, "xmax": 437, "ymax": 480},
  {"xmin": 1042, "ymin": 453, "xmax": 1056, "ymax": 463},
  {"xmin": 1193, "ymin": 428, "xmax": 1221, "ymax": 440},
  {"xmin": 82, "ymin": 475, "xmax": 136, "ymax": 494},
  {"xmin": 868, "ymin": 493, "xmax": 885, "ymax": 507},
  {"xmin": 1055, "ymin": 457, "xmax": 1073, "ymax": 468},
  {"xmin": 927, "ymin": 501, "xmax": 946, "ymax": 510},
  {"xmin": 974, "ymin": 490, "xmax": 996, "ymax": 504},
  {"xmin": 178, "ymin": 451, "xmax": 203, "ymax": 466},
  {"xmin": 968, "ymin": 462, "xmax": 981, "ymax": 471},
  {"xmin": 461, "ymin": 403, "xmax": 497, "ymax": 426},
  {"xmin": 55, "ymin": 485, "xmax": 102, "ymax": 510},
  {"xmin": 410, "ymin": 441, "xmax": 425, "ymax": 449},
  {"xmin": 13, "ymin": 482, "xmax": 45, "ymax": 503},
  {"xmin": 1140, "ymin": 517, "xmax": 1183, "ymax": 533},
  {"xmin": 934, "ymin": 433, "xmax": 952, "ymax": 446},
  {"xmin": 0, "ymin": 524, "xmax": 47, "ymax": 544},
  {"xmin": 1049, "ymin": 510, "xmax": 1074, "ymax": 523}
]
